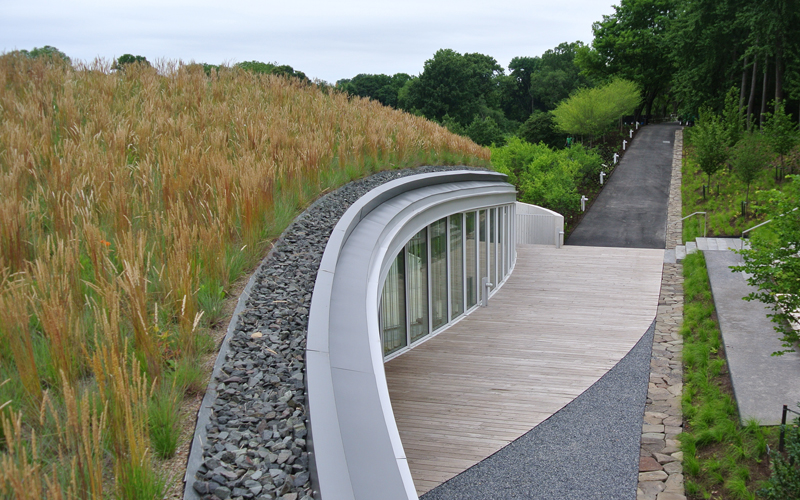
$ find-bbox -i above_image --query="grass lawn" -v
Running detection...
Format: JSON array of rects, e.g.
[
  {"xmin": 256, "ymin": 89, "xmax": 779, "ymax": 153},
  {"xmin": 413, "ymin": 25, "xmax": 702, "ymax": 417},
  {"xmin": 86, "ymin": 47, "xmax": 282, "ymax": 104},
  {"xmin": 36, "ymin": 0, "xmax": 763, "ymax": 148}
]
[{"xmin": 679, "ymin": 252, "xmax": 778, "ymax": 500}]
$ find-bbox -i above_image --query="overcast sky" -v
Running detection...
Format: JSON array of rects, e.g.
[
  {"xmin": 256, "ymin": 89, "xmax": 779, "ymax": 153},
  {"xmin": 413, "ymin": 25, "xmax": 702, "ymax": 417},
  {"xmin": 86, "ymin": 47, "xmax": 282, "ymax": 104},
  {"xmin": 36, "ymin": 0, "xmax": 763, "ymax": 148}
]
[{"xmin": 1, "ymin": 0, "xmax": 616, "ymax": 83}]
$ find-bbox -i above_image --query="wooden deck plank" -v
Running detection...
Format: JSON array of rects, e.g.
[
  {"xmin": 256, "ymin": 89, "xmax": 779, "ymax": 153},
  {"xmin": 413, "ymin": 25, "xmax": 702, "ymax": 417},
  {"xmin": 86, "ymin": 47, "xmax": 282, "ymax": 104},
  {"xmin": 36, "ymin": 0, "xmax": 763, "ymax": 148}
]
[{"xmin": 385, "ymin": 244, "xmax": 663, "ymax": 495}]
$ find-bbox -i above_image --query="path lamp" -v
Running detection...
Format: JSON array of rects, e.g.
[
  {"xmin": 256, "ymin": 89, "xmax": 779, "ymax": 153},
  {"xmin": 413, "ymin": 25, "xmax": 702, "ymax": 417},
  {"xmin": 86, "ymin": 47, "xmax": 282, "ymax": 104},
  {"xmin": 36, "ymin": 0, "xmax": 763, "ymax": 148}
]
[
  {"xmin": 613, "ymin": 152, "xmax": 619, "ymax": 164},
  {"xmin": 581, "ymin": 195, "xmax": 588, "ymax": 212},
  {"xmin": 636, "ymin": 122, "xmax": 639, "ymax": 130},
  {"xmin": 600, "ymin": 171, "xmax": 606, "ymax": 185},
  {"xmin": 623, "ymin": 140, "xmax": 627, "ymax": 151},
  {"xmin": 629, "ymin": 129, "xmax": 633, "ymax": 138}
]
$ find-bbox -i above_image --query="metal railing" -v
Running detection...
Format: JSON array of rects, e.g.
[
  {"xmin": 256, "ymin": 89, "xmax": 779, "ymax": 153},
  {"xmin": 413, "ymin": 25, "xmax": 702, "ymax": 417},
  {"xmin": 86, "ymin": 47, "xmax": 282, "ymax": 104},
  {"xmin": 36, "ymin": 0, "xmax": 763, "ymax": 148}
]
[
  {"xmin": 670, "ymin": 211, "xmax": 707, "ymax": 238},
  {"xmin": 779, "ymin": 404, "xmax": 800, "ymax": 453},
  {"xmin": 741, "ymin": 207, "xmax": 799, "ymax": 241}
]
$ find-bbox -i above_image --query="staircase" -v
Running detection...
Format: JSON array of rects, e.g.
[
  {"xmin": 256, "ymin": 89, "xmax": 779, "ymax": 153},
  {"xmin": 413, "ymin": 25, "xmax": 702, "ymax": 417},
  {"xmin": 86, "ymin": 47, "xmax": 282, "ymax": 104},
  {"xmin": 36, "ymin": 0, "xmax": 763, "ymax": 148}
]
[{"xmin": 670, "ymin": 237, "xmax": 750, "ymax": 263}]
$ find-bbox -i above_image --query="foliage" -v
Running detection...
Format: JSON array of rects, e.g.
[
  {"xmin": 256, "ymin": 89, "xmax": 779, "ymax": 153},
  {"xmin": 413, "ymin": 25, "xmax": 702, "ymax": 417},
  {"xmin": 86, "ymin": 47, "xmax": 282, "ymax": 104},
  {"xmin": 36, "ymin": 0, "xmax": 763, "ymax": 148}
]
[
  {"xmin": 518, "ymin": 110, "xmax": 567, "ymax": 149},
  {"xmin": 403, "ymin": 49, "xmax": 503, "ymax": 126},
  {"xmin": 691, "ymin": 108, "xmax": 730, "ymax": 186},
  {"xmin": 758, "ymin": 408, "xmax": 800, "ymax": 499},
  {"xmin": 722, "ymin": 87, "xmax": 745, "ymax": 148},
  {"xmin": 733, "ymin": 175, "xmax": 800, "ymax": 354},
  {"xmin": 578, "ymin": 0, "xmax": 674, "ymax": 117},
  {"xmin": 491, "ymin": 138, "xmax": 603, "ymax": 215},
  {"xmin": 466, "ymin": 116, "xmax": 505, "ymax": 147},
  {"xmin": 113, "ymin": 54, "xmax": 150, "ymax": 70},
  {"xmin": 235, "ymin": 60, "xmax": 308, "ymax": 81},
  {"xmin": 763, "ymin": 100, "xmax": 799, "ymax": 174},
  {"xmin": 0, "ymin": 55, "xmax": 488, "ymax": 495},
  {"xmin": 551, "ymin": 78, "xmax": 640, "ymax": 142},
  {"xmin": 731, "ymin": 132, "xmax": 771, "ymax": 206},
  {"xmin": 336, "ymin": 73, "xmax": 412, "ymax": 109},
  {"xmin": 13, "ymin": 45, "xmax": 71, "ymax": 64},
  {"xmin": 680, "ymin": 252, "xmax": 774, "ymax": 499}
]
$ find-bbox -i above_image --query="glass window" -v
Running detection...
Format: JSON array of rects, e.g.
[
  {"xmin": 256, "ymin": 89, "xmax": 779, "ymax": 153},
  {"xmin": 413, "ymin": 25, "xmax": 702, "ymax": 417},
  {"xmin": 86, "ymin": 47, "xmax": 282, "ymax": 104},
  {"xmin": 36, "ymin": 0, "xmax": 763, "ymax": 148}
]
[
  {"xmin": 489, "ymin": 208, "xmax": 496, "ymax": 287},
  {"xmin": 407, "ymin": 228, "xmax": 429, "ymax": 343},
  {"xmin": 430, "ymin": 218, "xmax": 448, "ymax": 331},
  {"xmin": 449, "ymin": 214, "xmax": 464, "ymax": 319},
  {"xmin": 498, "ymin": 207, "xmax": 505, "ymax": 279},
  {"xmin": 479, "ymin": 210, "xmax": 487, "ymax": 301},
  {"xmin": 465, "ymin": 212, "xmax": 477, "ymax": 309},
  {"xmin": 381, "ymin": 250, "xmax": 406, "ymax": 356}
]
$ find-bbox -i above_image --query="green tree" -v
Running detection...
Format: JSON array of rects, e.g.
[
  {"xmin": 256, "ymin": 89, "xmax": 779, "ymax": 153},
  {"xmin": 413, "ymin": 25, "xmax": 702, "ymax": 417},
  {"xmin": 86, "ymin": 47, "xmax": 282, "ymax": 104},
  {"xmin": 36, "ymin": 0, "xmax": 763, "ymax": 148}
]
[
  {"xmin": 518, "ymin": 111, "xmax": 567, "ymax": 149},
  {"xmin": 113, "ymin": 54, "xmax": 150, "ymax": 70},
  {"xmin": 732, "ymin": 132, "xmax": 771, "ymax": 211},
  {"xmin": 499, "ymin": 56, "xmax": 540, "ymax": 122},
  {"xmin": 235, "ymin": 61, "xmax": 308, "ymax": 81},
  {"xmin": 404, "ymin": 49, "xmax": 503, "ymax": 126},
  {"xmin": 691, "ymin": 109, "xmax": 729, "ymax": 189},
  {"xmin": 733, "ymin": 175, "xmax": 800, "ymax": 353},
  {"xmin": 466, "ymin": 116, "xmax": 505, "ymax": 147},
  {"xmin": 578, "ymin": 0, "xmax": 675, "ymax": 119},
  {"xmin": 551, "ymin": 78, "xmax": 640, "ymax": 144},
  {"xmin": 763, "ymin": 100, "xmax": 799, "ymax": 175},
  {"xmin": 336, "ymin": 73, "xmax": 412, "ymax": 109}
]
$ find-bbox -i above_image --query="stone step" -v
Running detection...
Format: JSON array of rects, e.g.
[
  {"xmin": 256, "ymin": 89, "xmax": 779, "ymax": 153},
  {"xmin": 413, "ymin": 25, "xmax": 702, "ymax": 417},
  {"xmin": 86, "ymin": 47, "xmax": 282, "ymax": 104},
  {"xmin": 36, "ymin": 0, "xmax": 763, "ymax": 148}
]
[
  {"xmin": 675, "ymin": 245, "xmax": 686, "ymax": 262},
  {"xmin": 695, "ymin": 237, "xmax": 749, "ymax": 251},
  {"xmin": 686, "ymin": 241, "xmax": 697, "ymax": 254}
]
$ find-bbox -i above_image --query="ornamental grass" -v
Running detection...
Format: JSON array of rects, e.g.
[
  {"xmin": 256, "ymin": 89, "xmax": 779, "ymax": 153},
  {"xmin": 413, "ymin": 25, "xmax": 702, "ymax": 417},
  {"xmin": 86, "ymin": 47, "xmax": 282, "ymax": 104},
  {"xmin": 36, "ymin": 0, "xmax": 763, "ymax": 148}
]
[{"xmin": 0, "ymin": 54, "xmax": 489, "ymax": 497}]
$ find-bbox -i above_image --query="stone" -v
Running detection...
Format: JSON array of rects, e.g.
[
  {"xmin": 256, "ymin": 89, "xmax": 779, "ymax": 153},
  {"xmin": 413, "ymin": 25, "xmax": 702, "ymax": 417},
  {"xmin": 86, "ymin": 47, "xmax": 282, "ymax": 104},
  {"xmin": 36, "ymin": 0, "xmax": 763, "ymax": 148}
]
[
  {"xmin": 664, "ymin": 473, "xmax": 684, "ymax": 492},
  {"xmin": 639, "ymin": 456, "xmax": 663, "ymax": 472},
  {"xmin": 214, "ymin": 486, "xmax": 232, "ymax": 500},
  {"xmin": 653, "ymin": 452, "xmax": 676, "ymax": 464},
  {"xmin": 656, "ymin": 493, "xmax": 687, "ymax": 500},
  {"xmin": 639, "ymin": 471, "xmax": 669, "ymax": 482},
  {"xmin": 663, "ymin": 461, "xmax": 682, "ymax": 474}
]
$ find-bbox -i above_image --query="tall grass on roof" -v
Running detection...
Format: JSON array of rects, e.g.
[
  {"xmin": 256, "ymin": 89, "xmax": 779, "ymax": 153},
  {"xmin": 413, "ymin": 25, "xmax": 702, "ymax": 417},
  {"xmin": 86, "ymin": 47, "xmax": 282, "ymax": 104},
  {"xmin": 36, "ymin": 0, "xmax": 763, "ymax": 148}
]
[{"xmin": 0, "ymin": 54, "xmax": 489, "ymax": 497}]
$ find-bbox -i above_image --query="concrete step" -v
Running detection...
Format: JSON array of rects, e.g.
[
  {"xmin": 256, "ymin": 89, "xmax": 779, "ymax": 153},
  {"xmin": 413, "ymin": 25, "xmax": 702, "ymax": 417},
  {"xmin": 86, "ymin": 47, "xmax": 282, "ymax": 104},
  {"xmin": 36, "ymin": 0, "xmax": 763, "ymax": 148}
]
[
  {"xmin": 695, "ymin": 237, "xmax": 747, "ymax": 251},
  {"xmin": 686, "ymin": 241, "xmax": 698, "ymax": 254},
  {"xmin": 675, "ymin": 245, "xmax": 686, "ymax": 262}
]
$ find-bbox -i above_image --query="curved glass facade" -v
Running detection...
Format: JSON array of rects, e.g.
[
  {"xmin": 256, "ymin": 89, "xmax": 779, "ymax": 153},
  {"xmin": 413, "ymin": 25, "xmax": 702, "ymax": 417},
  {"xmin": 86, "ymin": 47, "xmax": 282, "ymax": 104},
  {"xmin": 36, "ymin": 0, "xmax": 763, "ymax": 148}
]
[{"xmin": 379, "ymin": 204, "xmax": 515, "ymax": 359}]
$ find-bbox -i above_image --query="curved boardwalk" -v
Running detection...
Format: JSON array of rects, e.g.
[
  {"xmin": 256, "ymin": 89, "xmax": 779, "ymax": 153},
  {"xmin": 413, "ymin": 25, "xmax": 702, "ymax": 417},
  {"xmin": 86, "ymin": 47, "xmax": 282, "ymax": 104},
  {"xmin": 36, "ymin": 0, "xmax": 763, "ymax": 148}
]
[{"xmin": 386, "ymin": 245, "xmax": 663, "ymax": 496}]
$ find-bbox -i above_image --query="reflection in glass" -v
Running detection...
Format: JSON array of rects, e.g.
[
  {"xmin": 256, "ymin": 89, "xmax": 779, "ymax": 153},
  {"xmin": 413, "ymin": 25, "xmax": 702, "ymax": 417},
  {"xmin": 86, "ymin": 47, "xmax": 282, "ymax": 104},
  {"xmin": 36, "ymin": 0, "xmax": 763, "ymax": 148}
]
[
  {"xmin": 407, "ymin": 228, "xmax": 429, "ymax": 342},
  {"xmin": 479, "ymin": 210, "xmax": 487, "ymax": 304},
  {"xmin": 489, "ymin": 208, "xmax": 496, "ymax": 287},
  {"xmin": 381, "ymin": 250, "xmax": 406, "ymax": 356},
  {"xmin": 465, "ymin": 212, "xmax": 477, "ymax": 308},
  {"xmin": 430, "ymin": 218, "xmax": 448, "ymax": 331},
  {"xmin": 449, "ymin": 214, "xmax": 464, "ymax": 319}
]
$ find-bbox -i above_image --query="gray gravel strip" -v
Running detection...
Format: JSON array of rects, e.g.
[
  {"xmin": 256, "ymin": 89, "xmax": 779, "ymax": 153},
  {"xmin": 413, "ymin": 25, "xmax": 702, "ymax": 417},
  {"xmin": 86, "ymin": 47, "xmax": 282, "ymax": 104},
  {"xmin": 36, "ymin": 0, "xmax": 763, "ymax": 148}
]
[
  {"xmin": 421, "ymin": 321, "xmax": 655, "ymax": 500},
  {"xmin": 185, "ymin": 165, "xmax": 487, "ymax": 500}
]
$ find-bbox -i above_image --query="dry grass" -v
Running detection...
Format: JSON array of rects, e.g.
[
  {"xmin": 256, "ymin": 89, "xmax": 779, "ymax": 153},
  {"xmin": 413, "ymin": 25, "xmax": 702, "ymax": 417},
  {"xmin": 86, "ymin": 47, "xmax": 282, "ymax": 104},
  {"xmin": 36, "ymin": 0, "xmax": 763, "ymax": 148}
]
[{"xmin": 0, "ymin": 54, "xmax": 489, "ymax": 497}]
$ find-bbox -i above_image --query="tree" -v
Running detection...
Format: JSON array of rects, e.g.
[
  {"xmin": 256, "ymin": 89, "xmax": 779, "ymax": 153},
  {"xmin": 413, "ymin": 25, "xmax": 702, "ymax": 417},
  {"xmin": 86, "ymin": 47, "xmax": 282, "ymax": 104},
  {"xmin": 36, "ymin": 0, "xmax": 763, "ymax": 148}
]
[
  {"xmin": 732, "ymin": 132, "xmax": 771, "ymax": 210},
  {"xmin": 763, "ymin": 100, "xmax": 799, "ymax": 175},
  {"xmin": 235, "ymin": 61, "xmax": 307, "ymax": 81},
  {"xmin": 336, "ymin": 73, "xmax": 412, "ymax": 109},
  {"xmin": 691, "ymin": 109, "xmax": 729, "ymax": 189},
  {"xmin": 578, "ymin": 0, "xmax": 675, "ymax": 120},
  {"xmin": 733, "ymin": 175, "xmax": 800, "ymax": 354},
  {"xmin": 404, "ymin": 49, "xmax": 503, "ymax": 127},
  {"xmin": 466, "ymin": 116, "xmax": 505, "ymax": 147},
  {"xmin": 113, "ymin": 54, "xmax": 150, "ymax": 70},
  {"xmin": 551, "ymin": 78, "xmax": 640, "ymax": 144},
  {"xmin": 499, "ymin": 56, "xmax": 540, "ymax": 122},
  {"xmin": 518, "ymin": 111, "xmax": 567, "ymax": 149}
]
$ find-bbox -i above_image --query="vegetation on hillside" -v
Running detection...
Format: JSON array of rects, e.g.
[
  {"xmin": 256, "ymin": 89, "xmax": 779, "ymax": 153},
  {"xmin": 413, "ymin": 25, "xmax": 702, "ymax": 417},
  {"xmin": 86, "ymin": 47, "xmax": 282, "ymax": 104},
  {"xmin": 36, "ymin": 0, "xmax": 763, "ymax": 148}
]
[{"xmin": 0, "ymin": 54, "xmax": 487, "ymax": 497}]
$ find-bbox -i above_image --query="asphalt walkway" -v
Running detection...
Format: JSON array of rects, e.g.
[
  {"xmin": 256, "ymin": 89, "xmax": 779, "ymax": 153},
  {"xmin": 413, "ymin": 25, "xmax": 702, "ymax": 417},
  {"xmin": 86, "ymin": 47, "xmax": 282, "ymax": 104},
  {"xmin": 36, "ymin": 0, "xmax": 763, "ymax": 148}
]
[
  {"xmin": 567, "ymin": 124, "xmax": 682, "ymax": 249},
  {"xmin": 704, "ymin": 245, "xmax": 800, "ymax": 425}
]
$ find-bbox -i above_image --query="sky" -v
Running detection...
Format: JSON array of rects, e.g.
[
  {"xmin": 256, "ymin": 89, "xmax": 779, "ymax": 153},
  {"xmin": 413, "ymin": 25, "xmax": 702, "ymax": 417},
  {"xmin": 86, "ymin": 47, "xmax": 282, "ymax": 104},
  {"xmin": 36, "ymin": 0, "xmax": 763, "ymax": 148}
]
[{"xmin": 1, "ymin": 0, "xmax": 616, "ymax": 84}]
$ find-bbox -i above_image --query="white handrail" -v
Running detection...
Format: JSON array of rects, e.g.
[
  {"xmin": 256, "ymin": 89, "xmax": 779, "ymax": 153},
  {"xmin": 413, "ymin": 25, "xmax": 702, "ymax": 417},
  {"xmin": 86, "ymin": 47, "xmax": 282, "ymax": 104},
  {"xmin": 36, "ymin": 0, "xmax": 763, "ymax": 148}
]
[{"xmin": 670, "ymin": 211, "xmax": 706, "ymax": 238}]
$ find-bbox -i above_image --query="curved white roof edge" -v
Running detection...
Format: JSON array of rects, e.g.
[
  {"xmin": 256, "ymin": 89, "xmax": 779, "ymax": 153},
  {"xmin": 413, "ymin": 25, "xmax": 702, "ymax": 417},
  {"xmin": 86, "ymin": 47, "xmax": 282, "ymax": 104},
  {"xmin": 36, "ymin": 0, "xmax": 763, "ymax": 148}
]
[{"xmin": 306, "ymin": 170, "xmax": 517, "ymax": 500}]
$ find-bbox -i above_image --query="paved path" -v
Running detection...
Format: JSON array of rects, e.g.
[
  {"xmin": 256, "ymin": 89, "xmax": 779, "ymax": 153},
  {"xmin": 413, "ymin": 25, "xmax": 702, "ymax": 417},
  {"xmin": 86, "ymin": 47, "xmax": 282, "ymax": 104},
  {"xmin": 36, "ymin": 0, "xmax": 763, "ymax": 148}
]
[
  {"xmin": 568, "ymin": 124, "xmax": 682, "ymax": 249},
  {"xmin": 704, "ymin": 248, "xmax": 800, "ymax": 425}
]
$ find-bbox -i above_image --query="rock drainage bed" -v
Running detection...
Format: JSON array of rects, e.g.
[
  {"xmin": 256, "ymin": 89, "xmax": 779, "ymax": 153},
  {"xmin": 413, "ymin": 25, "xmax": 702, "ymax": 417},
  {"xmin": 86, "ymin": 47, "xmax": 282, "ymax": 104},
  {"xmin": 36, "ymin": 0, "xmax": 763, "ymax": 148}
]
[{"xmin": 188, "ymin": 166, "xmax": 485, "ymax": 500}]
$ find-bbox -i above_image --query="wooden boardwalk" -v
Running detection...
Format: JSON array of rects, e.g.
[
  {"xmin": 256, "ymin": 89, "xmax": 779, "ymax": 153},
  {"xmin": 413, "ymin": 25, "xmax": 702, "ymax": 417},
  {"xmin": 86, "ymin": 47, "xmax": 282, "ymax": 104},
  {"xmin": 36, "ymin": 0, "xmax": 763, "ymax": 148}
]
[{"xmin": 384, "ymin": 244, "xmax": 664, "ymax": 495}]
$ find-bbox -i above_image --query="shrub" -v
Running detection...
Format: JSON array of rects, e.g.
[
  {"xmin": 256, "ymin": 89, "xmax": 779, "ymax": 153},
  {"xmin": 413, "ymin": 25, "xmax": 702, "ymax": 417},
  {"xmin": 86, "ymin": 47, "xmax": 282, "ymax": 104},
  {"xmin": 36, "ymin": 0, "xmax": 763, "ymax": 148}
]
[{"xmin": 759, "ymin": 409, "xmax": 800, "ymax": 499}]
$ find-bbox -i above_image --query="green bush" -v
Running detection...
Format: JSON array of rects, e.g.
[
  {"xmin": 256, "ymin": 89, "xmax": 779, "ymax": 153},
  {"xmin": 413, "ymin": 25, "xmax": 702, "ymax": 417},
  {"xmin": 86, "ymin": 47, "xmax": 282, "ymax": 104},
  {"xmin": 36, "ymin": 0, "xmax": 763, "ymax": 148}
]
[
  {"xmin": 490, "ymin": 137, "xmax": 602, "ymax": 215},
  {"xmin": 759, "ymin": 410, "xmax": 800, "ymax": 499},
  {"xmin": 466, "ymin": 115, "xmax": 505, "ymax": 146},
  {"xmin": 518, "ymin": 111, "xmax": 567, "ymax": 149}
]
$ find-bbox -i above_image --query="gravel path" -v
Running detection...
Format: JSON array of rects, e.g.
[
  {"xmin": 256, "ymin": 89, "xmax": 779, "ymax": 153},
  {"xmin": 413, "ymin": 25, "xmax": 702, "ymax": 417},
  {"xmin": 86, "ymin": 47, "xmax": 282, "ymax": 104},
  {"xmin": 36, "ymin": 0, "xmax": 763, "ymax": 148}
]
[
  {"xmin": 421, "ymin": 322, "xmax": 655, "ymax": 500},
  {"xmin": 185, "ymin": 166, "xmax": 487, "ymax": 500}
]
